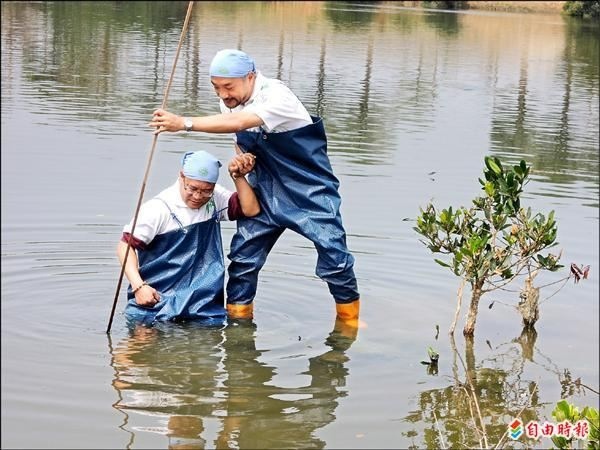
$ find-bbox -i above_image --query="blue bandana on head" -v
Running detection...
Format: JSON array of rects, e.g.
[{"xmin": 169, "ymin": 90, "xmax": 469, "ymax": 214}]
[
  {"xmin": 209, "ymin": 49, "xmax": 255, "ymax": 78},
  {"xmin": 181, "ymin": 151, "xmax": 221, "ymax": 183}
]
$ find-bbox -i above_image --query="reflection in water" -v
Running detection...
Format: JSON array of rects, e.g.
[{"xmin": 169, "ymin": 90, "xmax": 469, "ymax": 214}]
[
  {"xmin": 3, "ymin": 1, "xmax": 597, "ymax": 179},
  {"xmin": 276, "ymin": 30, "xmax": 285, "ymax": 81},
  {"xmin": 357, "ymin": 34, "xmax": 374, "ymax": 134},
  {"xmin": 516, "ymin": 52, "xmax": 530, "ymax": 148},
  {"xmin": 489, "ymin": 16, "xmax": 599, "ymax": 198},
  {"xmin": 183, "ymin": 21, "xmax": 202, "ymax": 110},
  {"xmin": 1, "ymin": 2, "xmax": 597, "ymax": 448},
  {"xmin": 324, "ymin": 2, "xmax": 379, "ymax": 30},
  {"xmin": 109, "ymin": 319, "xmax": 357, "ymax": 449},
  {"xmin": 556, "ymin": 32, "xmax": 573, "ymax": 155},
  {"xmin": 422, "ymin": 9, "xmax": 461, "ymax": 36},
  {"xmin": 404, "ymin": 332, "xmax": 541, "ymax": 449},
  {"xmin": 403, "ymin": 328, "xmax": 592, "ymax": 449},
  {"xmin": 315, "ymin": 35, "xmax": 327, "ymax": 118}
]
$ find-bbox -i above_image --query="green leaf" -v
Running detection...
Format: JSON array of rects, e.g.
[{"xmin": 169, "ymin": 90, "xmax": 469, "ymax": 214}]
[
  {"xmin": 427, "ymin": 346, "xmax": 439, "ymax": 360},
  {"xmin": 501, "ymin": 268, "xmax": 513, "ymax": 279},
  {"xmin": 485, "ymin": 156, "xmax": 503, "ymax": 175},
  {"xmin": 513, "ymin": 162, "xmax": 525, "ymax": 177},
  {"xmin": 434, "ymin": 258, "xmax": 451, "ymax": 268},
  {"xmin": 551, "ymin": 435, "xmax": 569, "ymax": 449},
  {"xmin": 553, "ymin": 399, "xmax": 577, "ymax": 422},
  {"xmin": 520, "ymin": 160, "xmax": 527, "ymax": 172}
]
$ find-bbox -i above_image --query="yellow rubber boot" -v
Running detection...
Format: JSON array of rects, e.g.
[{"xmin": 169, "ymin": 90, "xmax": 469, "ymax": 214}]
[
  {"xmin": 227, "ymin": 303, "xmax": 254, "ymax": 319},
  {"xmin": 335, "ymin": 299, "xmax": 360, "ymax": 327}
]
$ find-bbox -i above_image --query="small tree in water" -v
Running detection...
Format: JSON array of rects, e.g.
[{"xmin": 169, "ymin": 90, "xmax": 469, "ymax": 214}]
[{"xmin": 414, "ymin": 156, "xmax": 586, "ymax": 336}]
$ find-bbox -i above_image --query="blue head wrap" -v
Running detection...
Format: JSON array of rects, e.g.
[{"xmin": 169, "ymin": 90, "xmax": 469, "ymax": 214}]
[
  {"xmin": 209, "ymin": 49, "xmax": 255, "ymax": 78},
  {"xmin": 181, "ymin": 151, "xmax": 221, "ymax": 183}
]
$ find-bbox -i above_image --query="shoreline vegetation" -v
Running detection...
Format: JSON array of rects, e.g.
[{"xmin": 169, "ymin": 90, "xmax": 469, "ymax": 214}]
[
  {"xmin": 464, "ymin": 1, "xmax": 565, "ymax": 13},
  {"xmin": 395, "ymin": 1, "xmax": 599, "ymax": 17}
]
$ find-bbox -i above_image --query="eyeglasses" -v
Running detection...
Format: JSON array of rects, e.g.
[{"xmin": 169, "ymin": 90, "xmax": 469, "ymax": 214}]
[{"xmin": 183, "ymin": 179, "xmax": 214, "ymax": 198}]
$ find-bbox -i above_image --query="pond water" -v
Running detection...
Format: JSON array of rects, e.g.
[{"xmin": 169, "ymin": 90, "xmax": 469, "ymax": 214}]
[{"xmin": 1, "ymin": 2, "xmax": 598, "ymax": 449}]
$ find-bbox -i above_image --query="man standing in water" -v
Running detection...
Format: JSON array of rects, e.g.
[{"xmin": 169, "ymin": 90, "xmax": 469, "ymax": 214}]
[{"xmin": 149, "ymin": 49, "xmax": 360, "ymax": 326}]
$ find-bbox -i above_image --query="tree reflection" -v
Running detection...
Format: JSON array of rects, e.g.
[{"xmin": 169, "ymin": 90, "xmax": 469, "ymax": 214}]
[
  {"xmin": 276, "ymin": 30, "xmax": 285, "ymax": 81},
  {"xmin": 489, "ymin": 15, "xmax": 599, "ymax": 192},
  {"xmin": 357, "ymin": 34, "xmax": 374, "ymax": 133},
  {"xmin": 421, "ymin": 9, "xmax": 461, "ymax": 36},
  {"xmin": 109, "ymin": 318, "xmax": 357, "ymax": 449},
  {"xmin": 315, "ymin": 35, "xmax": 327, "ymax": 118},
  {"xmin": 564, "ymin": 17, "xmax": 599, "ymax": 87},
  {"xmin": 324, "ymin": 2, "xmax": 380, "ymax": 30},
  {"xmin": 401, "ymin": 328, "xmax": 588, "ymax": 449}
]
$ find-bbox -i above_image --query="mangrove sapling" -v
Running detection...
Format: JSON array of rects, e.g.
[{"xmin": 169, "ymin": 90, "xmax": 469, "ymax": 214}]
[
  {"xmin": 489, "ymin": 261, "xmax": 590, "ymax": 331},
  {"xmin": 420, "ymin": 346, "xmax": 440, "ymax": 375},
  {"xmin": 414, "ymin": 156, "xmax": 585, "ymax": 336}
]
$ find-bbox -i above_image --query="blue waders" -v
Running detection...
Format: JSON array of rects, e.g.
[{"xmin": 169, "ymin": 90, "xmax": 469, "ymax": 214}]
[
  {"xmin": 226, "ymin": 116, "xmax": 359, "ymax": 315},
  {"xmin": 125, "ymin": 206, "xmax": 227, "ymax": 326}
]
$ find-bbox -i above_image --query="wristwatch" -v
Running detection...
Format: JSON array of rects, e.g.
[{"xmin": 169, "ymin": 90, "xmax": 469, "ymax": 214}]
[{"xmin": 183, "ymin": 117, "xmax": 193, "ymax": 132}]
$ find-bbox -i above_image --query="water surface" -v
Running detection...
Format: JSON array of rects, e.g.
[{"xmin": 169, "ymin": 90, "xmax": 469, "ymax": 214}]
[{"xmin": 1, "ymin": 2, "xmax": 598, "ymax": 449}]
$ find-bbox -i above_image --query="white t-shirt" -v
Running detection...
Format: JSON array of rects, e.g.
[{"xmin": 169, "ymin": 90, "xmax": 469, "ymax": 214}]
[
  {"xmin": 219, "ymin": 72, "xmax": 312, "ymax": 133},
  {"xmin": 123, "ymin": 180, "xmax": 233, "ymax": 244}
]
